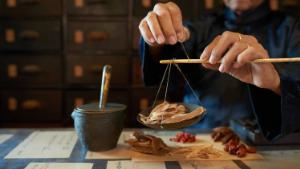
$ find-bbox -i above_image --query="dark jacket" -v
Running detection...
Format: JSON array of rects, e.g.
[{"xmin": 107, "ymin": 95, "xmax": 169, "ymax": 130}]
[{"xmin": 139, "ymin": 1, "xmax": 300, "ymax": 141}]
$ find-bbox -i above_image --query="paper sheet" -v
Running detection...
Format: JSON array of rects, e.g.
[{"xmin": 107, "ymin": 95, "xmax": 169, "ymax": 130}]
[
  {"xmin": 24, "ymin": 163, "xmax": 93, "ymax": 169},
  {"xmin": 244, "ymin": 150, "xmax": 300, "ymax": 169},
  {"xmin": 86, "ymin": 131, "xmax": 133, "ymax": 159},
  {"xmin": 132, "ymin": 134, "xmax": 263, "ymax": 161},
  {"xmin": 0, "ymin": 134, "xmax": 13, "ymax": 144},
  {"xmin": 106, "ymin": 160, "xmax": 133, "ymax": 169},
  {"xmin": 86, "ymin": 131, "xmax": 262, "ymax": 161},
  {"xmin": 179, "ymin": 161, "xmax": 240, "ymax": 169},
  {"xmin": 106, "ymin": 161, "xmax": 166, "ymax": 169},
  {"xmin": 5, "ymin": 131, "xmax": 77, "ymax": 159}
]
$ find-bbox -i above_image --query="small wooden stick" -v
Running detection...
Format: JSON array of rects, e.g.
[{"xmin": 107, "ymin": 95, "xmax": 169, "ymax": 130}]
[{"xmin": 160, "ymin": 57, "xmax": 300, "ymax": 64}]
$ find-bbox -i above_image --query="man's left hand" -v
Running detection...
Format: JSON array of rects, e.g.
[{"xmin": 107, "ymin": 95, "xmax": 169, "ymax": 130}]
[{"xmin": 200, "ymin": 31, "xmax": 281, "ymax": 95}]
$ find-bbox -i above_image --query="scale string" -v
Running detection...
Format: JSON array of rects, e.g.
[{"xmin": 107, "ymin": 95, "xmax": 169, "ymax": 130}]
[
  {"xmin": 164, "ymin": 63, "xmax": 172, "ymax": 101},
  {"xmin": 152, "ymin": 63, "xmax": 170, "ymax": 108},
  {"xmin": 180, "ymin": 42, "xmax": 190, "ymax": 59},
  {"xmin": 174, "ymin": 63, "xmax": 202, "ymax": 105}
]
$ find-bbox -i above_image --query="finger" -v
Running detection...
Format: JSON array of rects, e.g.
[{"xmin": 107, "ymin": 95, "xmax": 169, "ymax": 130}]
[
  {"xmin": 166, "ymin": 2, "xmax": 185, "ymax": 41},
  {"xmin": 146, "ymin": 11, "xmax": 165, "ymax": 44},
  {"xmin": 153, "ymin": 3, "xmax": 177, "ymax": 45},
  {"xmin": 234, "ymin": 46, "xmax": 266, "ymax": 68},
  {"xmin": 200, "ymin": 35, "xmax": 221, "ymax": 61},
  {"xmin": 219, "ymin": 42, "xmax": 248, "ymax": 73},
  {"xmin": 139, "ymin": 19, "xmax": 156, "ymax": 45},
  {"xmin": 210, "ymin": 31, "xmax": 240, "ymax": 64},
  {"xmin": 202, "ymin": 63, "xmax": 220, "ymax": 70}
]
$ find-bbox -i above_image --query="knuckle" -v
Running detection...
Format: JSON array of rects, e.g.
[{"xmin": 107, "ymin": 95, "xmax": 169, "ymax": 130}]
[
  {"xmin": 158, "ymin": 10, "xmax": 169, "ymax": 17},
  {"xmin": 138, "ymin": 20, "xmax": 146, "ymax": 29},
  {"xmin": 222, "ymin": 31, "xmax": 231, "ymax": 37},
  {"xmin": 249, "ymin": 36, "xmax": 258, "ymax": 43},
  {"xmin": 146, "ymin": 11, "xmax": 156, "ymax": 20},
  {"xmin": 154, "ymin": 3, "xmax": 165, "ymax": 12}
]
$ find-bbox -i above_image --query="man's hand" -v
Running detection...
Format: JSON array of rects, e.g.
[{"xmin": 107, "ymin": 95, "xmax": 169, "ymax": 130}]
[
  {"xmin": 139, "ymin": 2, "xmax": 190, "ymax": 46},
  {"xmin": 200, "ymin": 31, "xmax": 281, "ymax": 95}
]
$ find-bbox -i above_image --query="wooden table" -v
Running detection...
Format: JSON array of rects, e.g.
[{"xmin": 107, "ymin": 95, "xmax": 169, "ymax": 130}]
[{"xmin": 0, "ymin": 128, "xmax": 300, "ymax": 169}]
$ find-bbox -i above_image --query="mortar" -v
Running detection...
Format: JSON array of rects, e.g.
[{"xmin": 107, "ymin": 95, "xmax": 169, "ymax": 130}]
[{"xmin": 72, "ymin": 65, "xmax": 126, "ymax": 151}]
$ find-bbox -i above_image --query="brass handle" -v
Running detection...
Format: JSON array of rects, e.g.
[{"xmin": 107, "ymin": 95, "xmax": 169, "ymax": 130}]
[
  {"xmin": 88, "ymin": 31, "xmax": 109, "ymax": 42},
  {"xmin": 21, "ymin": 99, "xmax": 42, "ymax": 110},
  {"xmin": 19, "ymin": 0, "xmax": 40, "ymax": 5},
  {"xmin": 20, "ymin": 30, "xmax": 40, "ymax": 40},
  {"xmin": 86, "ymin": 0, "xmax": 107, "ymax": 5},
  {"xmin": 21, "ymin": 64, "xmax": 42, "ymax": 75}
]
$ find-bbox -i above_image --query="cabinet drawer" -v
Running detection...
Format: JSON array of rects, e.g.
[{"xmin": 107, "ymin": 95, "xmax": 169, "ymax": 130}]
[
  {"xmin": 131, "ymin": 87, "xmax": 157, "ymax": 126},
  {"xmin": 67, "ymin": 21, "xmax": 128, "ymax": 53},
  {"xmin": 1, "ymin": 90, "xmax": 62, "ymax": 123},
  {"xmin": 0, "ymin": 55, "xmax": 62, "ymax": 86},
  {"xmin": 0, "ymin": 21, "xmax": 61, "ymax": 51},
  {"xmin": 66, "ymin": 0, "xmax": 128, "ymax": 16},
  {"xmin": 0, "ymin": 0, "xmax": 61, "ymax": 17},
  {"xmin": 66, "ymin": 55, "xmax": 130, "ymax": 86},
  {"xmin": 65, "ymin": 90, "xmax": 129, "ymax": 124}
]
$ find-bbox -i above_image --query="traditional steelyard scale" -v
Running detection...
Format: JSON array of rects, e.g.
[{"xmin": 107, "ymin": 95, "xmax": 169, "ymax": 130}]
[{"xmin": 138, "ymin": 43, "xmax": 207, "ymax": 130}]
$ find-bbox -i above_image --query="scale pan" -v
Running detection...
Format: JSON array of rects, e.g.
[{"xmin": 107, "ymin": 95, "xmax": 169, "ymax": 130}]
[{"xmin": 137, "ymin": 103, "xmax": 206, "ymax": 130}]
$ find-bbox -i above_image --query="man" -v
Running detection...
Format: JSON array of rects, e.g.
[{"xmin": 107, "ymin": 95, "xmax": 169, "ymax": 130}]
[{"xmin": 139, "ymin": 0, "xmax": 300, "ymax": 141}]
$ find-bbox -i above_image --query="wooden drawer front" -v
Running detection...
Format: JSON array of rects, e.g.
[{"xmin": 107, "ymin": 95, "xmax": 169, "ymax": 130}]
[
  {"xmin": 133, "ymin": 0, "xmax": 197, "ymax": 19},
  {"xmin": 66, "ymin": 0, "xmax": 128, "ymax": 16},
  {"xmin": 1, "ymin": 90, "xmax": 62, "ymax": 123},
  {"xmin": 0, "ymin": 21, "xmax": 61, "ymax": 51},
  {"xmin": 66, "ymin": 55, "xmax": 130, "ymax": 86},
  {"xmin": 0, "ymin": 55, "xmax": 62, "ymax": 85},
  {"xmin": 131, "ymin": 87, "xmax": 157, "ymax": 126},
  {"xmin": 0, "ymin": 0, "xmax": 61, "ymax": 17},
  {"xmin": 68, "ymin": 21, "xmax": 128, "ymax": 53},
  {"xmin": 65, "ymin": 90, "xmax": 129, "ymax": 123}
]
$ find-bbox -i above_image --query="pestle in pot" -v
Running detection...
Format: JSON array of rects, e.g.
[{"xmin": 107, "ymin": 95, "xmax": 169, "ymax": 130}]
[{"xmin": 99, "ymin": 65, "xmax": 112, "ymax": 109}]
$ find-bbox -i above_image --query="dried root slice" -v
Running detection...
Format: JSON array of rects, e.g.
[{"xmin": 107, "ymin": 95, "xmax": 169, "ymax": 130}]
[
  {"xmin": 162, "ymin": 106, "xmax": 205, "ymax": 124},
  {"xmin": 212, "ymin": 126, "xmax": 257, "ymax": 158},
  {"xmin": 125, "ymin": 131, "xmax": 171, "ymax": 155},
  {"xmin": 140, "ymin": 101, "xmax": 205, "ymax": 126}
]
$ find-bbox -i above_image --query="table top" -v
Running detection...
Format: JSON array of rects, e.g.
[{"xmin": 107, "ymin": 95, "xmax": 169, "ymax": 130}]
[{"xmin": 0, "ymin": 128, "xmax": 300, "ymax": 169}]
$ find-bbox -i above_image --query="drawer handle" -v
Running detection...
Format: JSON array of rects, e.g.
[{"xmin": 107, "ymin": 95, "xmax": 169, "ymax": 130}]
[
  {"xmin": 21, "ymin": 100, "xmax": 42, "ymax": 110},
  {"xmin": 19, "ymin": 0, "xmax": 40, "ymax": 5},
  {"xmin": 22, "ymin": 65, "xmax": 42, "ymax": 75},
  {"xmin": 20, "ymin": 30, "xmax": 40, "ymax": 40},
  {"xmin": 86, "ymin": 0, "xmax": 108, "ymax": 5},
  {"xmin": 88, "ymin": 31, "xmax": 109, "ymax": 42}
]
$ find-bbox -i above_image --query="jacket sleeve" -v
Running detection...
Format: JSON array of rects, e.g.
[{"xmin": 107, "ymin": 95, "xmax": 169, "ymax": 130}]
[{"xmin": 249, "ymin": 17, "xmax": 300, "ymax": 141}]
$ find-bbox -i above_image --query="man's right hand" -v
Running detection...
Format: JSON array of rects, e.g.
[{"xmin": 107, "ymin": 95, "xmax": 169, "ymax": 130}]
[{"xmin": 139, "ymin": 2, "xmax": 190, "ymax": 46}]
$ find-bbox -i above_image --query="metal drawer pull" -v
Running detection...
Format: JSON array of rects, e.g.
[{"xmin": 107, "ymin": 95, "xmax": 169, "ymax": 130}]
[
  {"xmin": 21, "ymin": 100, "xmax": 42, "ymax": 110},
  {"xmin": 8, "ymin": 64, "xmax": 18, "ymax": 78},
  {"xmin": 86, "ymin": 0, "xmax": 107, "ymax": 5},
  {"xmin": 74, "ymin": 98, "xmax": 84, "ymax": 107},
  {"xmin": 19, "ymin": 0, "xmax": 40, "ymax": 5},
  {"xmin": 6, "ymin": 0, "xmax": 17, "ymax": 8},
  {"xmin": 142, "ymin": 0, "xmax": 151, "ymax": 8},
  {"xmin": 22, "ymin": 65, "xmax": 42, "ymax": 75},
  {"xmin": 74, "ymin": 30, "xmax": 84, "ymax": 44},
  {"xmin": 8, "ymin": 97, "xmax": 18, "ymax": 111},
  {"xmin": 20, "ymin": 30, "xmax": 40, "ymax": 40},
  {"xmin": 88, "ymin": 31, "xmax": 109, "ymax": 42},
  {"xmin": 5, "ymin": 29, "xmax": 15, "ymax": 43},
  {"xmin": 73, "ymin": 65, "xmax": 83, "ymax": 78}
]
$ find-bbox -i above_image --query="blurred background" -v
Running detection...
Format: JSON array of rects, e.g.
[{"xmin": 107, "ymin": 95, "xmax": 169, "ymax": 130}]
[{"xmin": 0, "ymin": 0, "xmax": 299, "ymax": 128}]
